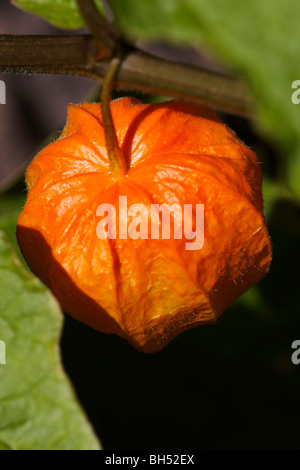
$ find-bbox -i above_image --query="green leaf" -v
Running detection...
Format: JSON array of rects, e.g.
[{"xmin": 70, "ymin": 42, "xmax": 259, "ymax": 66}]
[
  {"xmin": 12, "ymin": 0, "xmax": 104, "ymax": 29},
  {"xmin": 109, "ymin": 0, "xmax": 300, "ymax": 199},
  {"xmin": 0, "ymin": 231, "xmax": 101, "ymax": 450}
]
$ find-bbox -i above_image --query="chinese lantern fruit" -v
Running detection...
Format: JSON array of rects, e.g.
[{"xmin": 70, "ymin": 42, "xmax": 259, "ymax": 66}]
[{"xmin": 17, "ymin": 97, "xmax": 272, "ymax": 353}]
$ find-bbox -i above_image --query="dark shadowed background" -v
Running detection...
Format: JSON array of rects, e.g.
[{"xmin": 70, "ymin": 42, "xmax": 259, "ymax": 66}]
[{"xmin": 1, "ymin": 0, "xmax": 300, "ymax": 450}]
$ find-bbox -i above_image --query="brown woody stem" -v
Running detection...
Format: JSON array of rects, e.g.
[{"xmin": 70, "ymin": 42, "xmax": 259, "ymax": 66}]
[
  {"xmin": 100, "ymin": 55, "xmax": 127, "ymax": 177},
  {"xmin": 0, "ymin": 34, "xmax": 253, "ymax": 117}
]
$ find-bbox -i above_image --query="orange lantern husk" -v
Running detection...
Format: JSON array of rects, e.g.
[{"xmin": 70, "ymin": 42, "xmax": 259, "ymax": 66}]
[{"xmin": 17, "ymin": 98, "xmax": 272, "ymax": 353}]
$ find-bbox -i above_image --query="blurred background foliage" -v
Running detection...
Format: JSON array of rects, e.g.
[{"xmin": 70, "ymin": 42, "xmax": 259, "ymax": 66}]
[{"xmin": 0, "ymin": 0, "xmax": 300, "ymax": 450}]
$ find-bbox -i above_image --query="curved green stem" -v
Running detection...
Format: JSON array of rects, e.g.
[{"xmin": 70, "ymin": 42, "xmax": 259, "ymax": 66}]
[{"xmin": 101, "ymin": 56, "xmax": 128, "ymax": 177}]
